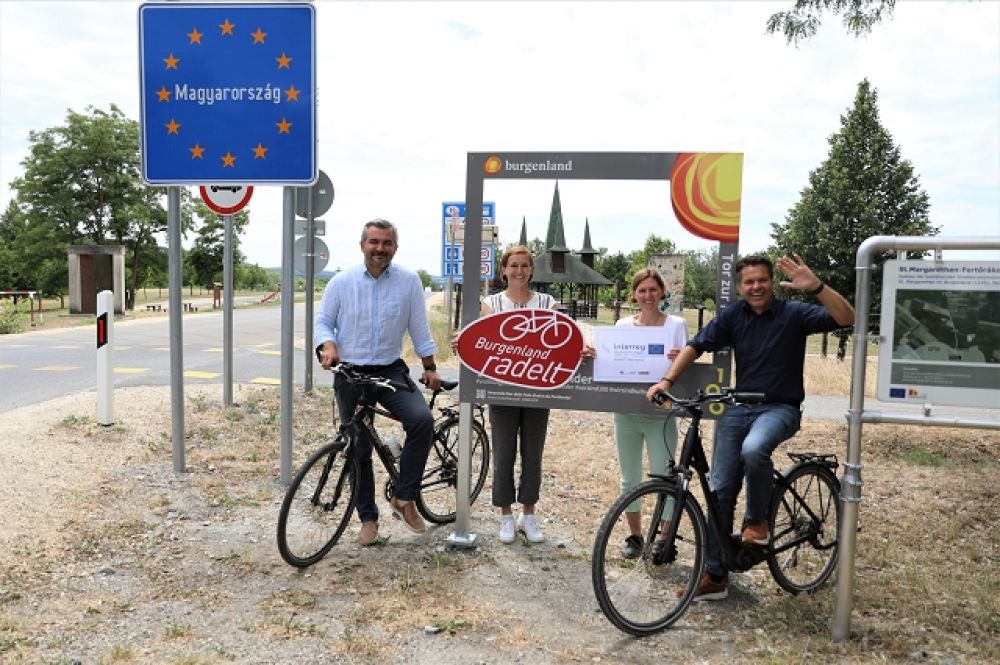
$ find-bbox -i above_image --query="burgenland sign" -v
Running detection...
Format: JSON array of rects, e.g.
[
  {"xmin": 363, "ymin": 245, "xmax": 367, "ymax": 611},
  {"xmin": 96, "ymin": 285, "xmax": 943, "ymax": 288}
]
[{"xmin": 456, "ymin": 309, "xmax": 584, "ymax": 390}]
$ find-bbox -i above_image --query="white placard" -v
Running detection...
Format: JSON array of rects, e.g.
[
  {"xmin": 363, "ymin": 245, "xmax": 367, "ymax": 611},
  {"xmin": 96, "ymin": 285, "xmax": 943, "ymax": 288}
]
[{"xmin": 593, "ymin": 326, "xmax": 673, "ymax": 383}]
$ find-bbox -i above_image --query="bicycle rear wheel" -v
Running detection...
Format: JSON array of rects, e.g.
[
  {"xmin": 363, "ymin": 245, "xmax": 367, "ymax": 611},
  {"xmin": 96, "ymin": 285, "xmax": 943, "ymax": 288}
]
[
  {"xmin": 277, "ymin": 439, "xmax": 356, "ymax": 568},
  {"xmin": 416, "ymin": 419, "xmax": 490, "ymax": 524},
  {"xmin": 591, "ymin": 480, "xmax": 706, "ymax": 636},
  {"xmin": 767, "ymin": 463, "xmax": 841, "ymax": 594}
]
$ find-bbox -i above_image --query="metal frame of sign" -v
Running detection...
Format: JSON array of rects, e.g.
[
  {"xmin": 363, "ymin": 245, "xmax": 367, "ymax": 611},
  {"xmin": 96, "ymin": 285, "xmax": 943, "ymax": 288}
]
[{"xmin": 460, "ymin": 151, "xmax": 744, "ymax": 416}]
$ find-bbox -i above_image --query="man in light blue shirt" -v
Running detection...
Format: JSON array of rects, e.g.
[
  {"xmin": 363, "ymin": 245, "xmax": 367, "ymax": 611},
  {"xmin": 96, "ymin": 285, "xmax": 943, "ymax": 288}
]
[{"xmin": 315, "ymin": 219, "xmax": 442, "ymax": 543}]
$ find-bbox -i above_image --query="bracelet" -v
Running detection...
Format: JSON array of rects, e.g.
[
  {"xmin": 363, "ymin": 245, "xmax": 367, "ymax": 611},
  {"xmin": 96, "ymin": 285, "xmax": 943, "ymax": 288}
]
[
  {"xmin": 809, "ymin": 282, "xmax": 825, "ymax": 296},
  {"xmin": 660, "ymin": 377, "xmax": 674, "ymax": 386},
  {"xmin": 422, "ymin": 364, "xmax": 437, "ymax": 372}
]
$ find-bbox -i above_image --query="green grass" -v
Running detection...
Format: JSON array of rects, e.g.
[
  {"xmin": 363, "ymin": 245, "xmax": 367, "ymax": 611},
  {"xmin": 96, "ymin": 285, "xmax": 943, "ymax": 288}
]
[{"xmin": 903, "ymin": 448, "xmax": 945, "ymax": 466}]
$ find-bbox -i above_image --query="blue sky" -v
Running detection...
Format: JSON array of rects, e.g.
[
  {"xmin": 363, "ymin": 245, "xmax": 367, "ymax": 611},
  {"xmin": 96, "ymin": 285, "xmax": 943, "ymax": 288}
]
[{"xmin": 1, "ymin": 1, "xmax": 998, "ymax": 274}]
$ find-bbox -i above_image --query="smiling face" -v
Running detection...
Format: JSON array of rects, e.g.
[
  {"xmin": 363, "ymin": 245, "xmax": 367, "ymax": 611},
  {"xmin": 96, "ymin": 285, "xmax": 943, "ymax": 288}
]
[
  {"xmin": 738, "ymin": 264, "xmax": 774, "ymax": 313},
  {"xmin": 633, "ymin": 277, "xmax": 665, "ymax": 313},
  {"xmin": 361, "ymin": 225, "xmax": 397, "ymax": 276},
  {"xmin": 502, "ymin": 250, "xmax": 533, "ymax": 287}
]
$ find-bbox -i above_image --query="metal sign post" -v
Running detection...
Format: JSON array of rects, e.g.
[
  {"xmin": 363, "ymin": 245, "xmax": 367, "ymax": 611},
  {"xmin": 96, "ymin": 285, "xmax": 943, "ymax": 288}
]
[
  {"xmin": 139, "ymin": 3, "xmax": 316, "ymax": 478},
  {"xmin": 295, "ymin": 170, "xmax": 333, "ymax": 394},
  {"xmin": 223, "ymin": 214, "xmax": 234, "ymax": 406},
  {"xmin": 200, "ymin": 185, "xmax": 253, "ymax": 408}
]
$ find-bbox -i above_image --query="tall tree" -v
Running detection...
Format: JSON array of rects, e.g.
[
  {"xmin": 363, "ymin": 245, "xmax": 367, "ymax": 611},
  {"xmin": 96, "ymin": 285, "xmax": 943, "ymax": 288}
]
[
  {"xmin": 771, "ymin": 79, "xmax": 936, "ymax": 354},
  {"xmin": 7, "ymin": 104, "xmax": 195, "ymax": 306},
  {"xmin": 767, "ymin": 0, "xmax": 897, "ymax": 45}
]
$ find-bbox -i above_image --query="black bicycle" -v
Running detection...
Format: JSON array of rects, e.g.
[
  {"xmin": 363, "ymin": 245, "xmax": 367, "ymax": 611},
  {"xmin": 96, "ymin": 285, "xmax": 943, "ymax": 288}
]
[
  {"xmin": 277, "ymin": 363, "xmax": 490, "ymax": 568},
  {"xmin": 592, "ymin": 388, "xmax": 841, "ymax": 635}
]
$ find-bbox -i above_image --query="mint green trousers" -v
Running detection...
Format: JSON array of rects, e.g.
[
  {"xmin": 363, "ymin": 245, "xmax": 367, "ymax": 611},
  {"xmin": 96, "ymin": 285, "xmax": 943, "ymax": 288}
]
[{"xmin": 613, "ymin": 413, "xmax": 678, "ymax": 513}]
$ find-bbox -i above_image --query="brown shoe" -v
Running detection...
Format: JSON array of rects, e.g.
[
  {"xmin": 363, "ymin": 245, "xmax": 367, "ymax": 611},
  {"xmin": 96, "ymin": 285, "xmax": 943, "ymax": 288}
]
[
  {"xmin": 741, "ymin": 520, "xmax": 770, "ymax": 546},
  {"xmin": 357, "ymin": 521, "xmax": 379, "ymax": 546},
  {"xmin": 683, "ymin": 571, "xmax": 728, "ymax": 601},
  {"xmin": 389, "ymin": 497, "xmax": 427, "ymax": 534}
]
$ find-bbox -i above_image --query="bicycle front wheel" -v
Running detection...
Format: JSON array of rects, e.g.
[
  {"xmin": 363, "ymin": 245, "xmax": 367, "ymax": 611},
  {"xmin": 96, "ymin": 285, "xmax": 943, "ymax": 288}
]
[
  {"xmin": 276, "ymin": 439, "xmax": 356, "ymax": 568},
  {"xmin": 416, "ymin": 419, "xmax": 490, "ymax": 524},
  {"xmin": 767, "ymin": 463, "xmax": 841, "ymax": 594},
  {"xmin": 591, "ymin": 480, "xmax": 706, "ymax": 636}
]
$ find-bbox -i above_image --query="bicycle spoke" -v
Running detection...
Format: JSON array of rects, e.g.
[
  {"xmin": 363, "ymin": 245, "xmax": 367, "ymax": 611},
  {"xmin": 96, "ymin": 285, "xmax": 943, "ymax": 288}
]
[
  {"xmin": 277, "ymin": 443, "xmax": 355, "ymax": 568},
  {"xmin": 768, "ymin": 465, "xmax": 840, "ymax": 594},
  {"xmin": 592, "ymin": 482, "xmax": 705, "ymax": 635}
]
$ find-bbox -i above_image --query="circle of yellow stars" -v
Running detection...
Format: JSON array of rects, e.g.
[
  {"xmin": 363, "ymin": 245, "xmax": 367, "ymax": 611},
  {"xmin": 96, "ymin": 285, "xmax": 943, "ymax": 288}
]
[{"xmin": 154, "ymin": 17, "xmax": 302, "ymax": 169}]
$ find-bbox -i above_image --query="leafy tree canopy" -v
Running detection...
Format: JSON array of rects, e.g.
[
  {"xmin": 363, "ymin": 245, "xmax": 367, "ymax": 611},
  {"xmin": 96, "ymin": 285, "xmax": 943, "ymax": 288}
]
[
  {"xmin": 767, "ymin": 0, "xmax": 897, "ymax": 45},
  {"xmin": 770, "ymin": 79, "xmax": 936, "ymax": 347}
]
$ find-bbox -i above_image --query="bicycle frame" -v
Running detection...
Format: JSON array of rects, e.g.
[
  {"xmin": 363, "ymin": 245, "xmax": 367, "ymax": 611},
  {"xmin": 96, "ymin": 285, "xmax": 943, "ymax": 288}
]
[{"xmin": 650, "ymin": 391, "xmax": 836, "ymax": 572}]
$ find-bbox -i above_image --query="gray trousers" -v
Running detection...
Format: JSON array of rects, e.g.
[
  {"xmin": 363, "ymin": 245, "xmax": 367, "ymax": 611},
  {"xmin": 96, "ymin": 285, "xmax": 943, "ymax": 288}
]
[{"xmin": 489, "ymin": 405, "xmax": 550, "ymax": 508}]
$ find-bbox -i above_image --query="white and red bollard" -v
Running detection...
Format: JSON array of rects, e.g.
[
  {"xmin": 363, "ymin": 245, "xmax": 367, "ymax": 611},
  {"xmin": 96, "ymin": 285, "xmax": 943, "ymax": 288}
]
[{"xmin": 96, "ymin": 290, "xmax": 114, "ymax": 426}]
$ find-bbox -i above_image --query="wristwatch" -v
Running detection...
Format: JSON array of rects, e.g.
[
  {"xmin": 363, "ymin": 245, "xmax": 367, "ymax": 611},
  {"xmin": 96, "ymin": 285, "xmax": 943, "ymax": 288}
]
[{"xmin": 809, "ymin": 282, "xmax": 825, "ymax": 296}]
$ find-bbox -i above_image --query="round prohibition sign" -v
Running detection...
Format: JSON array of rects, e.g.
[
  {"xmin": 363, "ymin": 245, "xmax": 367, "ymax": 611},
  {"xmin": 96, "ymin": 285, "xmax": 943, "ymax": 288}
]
[{"xmin": 199, "ymin": 184, "xmax": 254, "ymax": 215}]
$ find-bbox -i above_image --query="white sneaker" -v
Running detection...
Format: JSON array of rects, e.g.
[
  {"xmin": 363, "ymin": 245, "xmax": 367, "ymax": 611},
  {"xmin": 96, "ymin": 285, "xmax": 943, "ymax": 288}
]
[
  {"xmin": 517, "ymin": 514, "xmax": 545, "ymax": 543},
  {"xmin": 498, "ymin": 514, "xmax": 516, "ymax": 544}
]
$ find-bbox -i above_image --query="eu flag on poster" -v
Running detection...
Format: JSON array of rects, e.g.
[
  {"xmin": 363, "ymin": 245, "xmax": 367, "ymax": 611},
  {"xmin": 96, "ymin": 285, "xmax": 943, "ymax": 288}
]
[{"xmin": 138, "ymin": 3, "xmax": 316, "ymax": 185}]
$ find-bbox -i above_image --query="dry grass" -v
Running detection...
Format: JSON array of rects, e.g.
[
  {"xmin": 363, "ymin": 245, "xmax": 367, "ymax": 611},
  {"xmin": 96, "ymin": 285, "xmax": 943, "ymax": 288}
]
[{"xmin": 1, "ymin": 376, "xmax": 998, "ymax": 662}]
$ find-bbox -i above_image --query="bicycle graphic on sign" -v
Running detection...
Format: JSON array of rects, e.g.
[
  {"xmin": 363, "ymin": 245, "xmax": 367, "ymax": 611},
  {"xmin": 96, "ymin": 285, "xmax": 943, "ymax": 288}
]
[{"xmin": 498, "ymin": 309, "xmax": 576, "ymax": 349}]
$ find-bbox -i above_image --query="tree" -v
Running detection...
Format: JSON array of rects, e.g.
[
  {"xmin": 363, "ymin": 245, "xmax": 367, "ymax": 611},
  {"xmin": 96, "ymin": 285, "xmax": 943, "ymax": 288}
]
[
  {"xmin": 6, "ymin": 104, "xmax": 195, "ymax": 306},
  {"xmin": 0, "ymin": 200, "xmax": 73, "ymax": 304},
  {"xmin": 767, "ymin": 0, "xmax": 896, "ymax": 45},
  {"xmin": 186, "ymin": 200, "xmax": 250, "ymax": 289},
  {"xmin": 416, "ymin": 269, "xmax": 432, "ymax": 290},
  {"xmin": 595, "ymin": 251, "xmax": 631, "ymax": 307},
  {"xmin": 682, "ymin": 248, "xmax": 719, "ymax": 309},
  {"xmin": 629, "ymin": 234, "xmax": 676, "ymax": 276},
  {"xmin": 770, "ymin": 79, "xmax": 936, "ymax": 356}
]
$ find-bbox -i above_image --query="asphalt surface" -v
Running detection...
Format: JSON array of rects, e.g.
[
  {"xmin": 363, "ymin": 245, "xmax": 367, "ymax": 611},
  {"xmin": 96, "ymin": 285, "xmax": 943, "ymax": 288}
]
[{"xmin": 2, "ymin": 304, "xmax": 998, "ymax": 424}]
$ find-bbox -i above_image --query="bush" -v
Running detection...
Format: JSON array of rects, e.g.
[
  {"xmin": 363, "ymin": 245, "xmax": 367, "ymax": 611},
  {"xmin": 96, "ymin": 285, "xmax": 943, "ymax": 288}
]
[{"xmin": 0, "ymin": 301, "xmax": 28, "ymax": 334}]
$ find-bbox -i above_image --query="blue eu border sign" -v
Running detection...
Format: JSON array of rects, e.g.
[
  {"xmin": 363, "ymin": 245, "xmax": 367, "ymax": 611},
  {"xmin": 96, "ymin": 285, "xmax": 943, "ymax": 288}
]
[{"xmin": 138, "ymin": 3, "xmax": 316, "ymax": 185}]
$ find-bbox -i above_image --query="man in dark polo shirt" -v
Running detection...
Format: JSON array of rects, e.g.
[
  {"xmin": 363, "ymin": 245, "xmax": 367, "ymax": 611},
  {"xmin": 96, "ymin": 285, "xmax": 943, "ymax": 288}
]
[{"xmin": 646, "ymin": 254, "xmax": 854, "ymax": 600}]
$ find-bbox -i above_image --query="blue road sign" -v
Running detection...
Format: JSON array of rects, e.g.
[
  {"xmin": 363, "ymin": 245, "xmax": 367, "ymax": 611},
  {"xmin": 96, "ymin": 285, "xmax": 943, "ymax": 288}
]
[
  {"xmin": 443, "ymin": 243, "xmax": 494, "ymax": 283},
  {"xmin": 441, "ymin": 201, "xmax": 496, "ymax": 282},
  {"xmin": 138, "ymin": 3, "xmax": 316, "ymax": 185}
]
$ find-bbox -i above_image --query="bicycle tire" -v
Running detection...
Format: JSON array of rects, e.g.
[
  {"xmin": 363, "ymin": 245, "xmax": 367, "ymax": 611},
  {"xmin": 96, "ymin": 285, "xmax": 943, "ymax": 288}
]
[
  {"xmin": 767, "ymin": 463, "xmax": 841, "ymax": 594},
  {"xmin": 591, "ymin": 480, "xmax": 706, "ymax": 636},
  {"xmin": 415, "ymin": 419, "xmax": 490, "ymax": 524},
  {"xmin": 276, "ymin": 439, "xmax": 356, "ymax": 568}
]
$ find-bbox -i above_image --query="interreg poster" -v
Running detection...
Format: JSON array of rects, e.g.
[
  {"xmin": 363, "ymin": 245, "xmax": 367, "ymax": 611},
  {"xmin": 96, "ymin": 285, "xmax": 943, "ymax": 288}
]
[
  {"xmin": 877, "ymin": 260, "xmax": 1000, "ymax": 409},
  {"xmin": 592, "ymin": 327, "xmax": 672, "ymax": 383}
]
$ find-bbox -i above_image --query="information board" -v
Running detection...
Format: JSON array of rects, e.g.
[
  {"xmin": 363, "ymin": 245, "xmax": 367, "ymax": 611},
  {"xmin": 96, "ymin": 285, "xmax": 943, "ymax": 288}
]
[{"xmin": 878, "ymin": 260, "xmax": 1000, "ymax": 408}]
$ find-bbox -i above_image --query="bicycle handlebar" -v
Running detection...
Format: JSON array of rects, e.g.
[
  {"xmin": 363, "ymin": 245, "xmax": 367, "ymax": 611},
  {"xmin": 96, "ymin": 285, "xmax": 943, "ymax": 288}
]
[
  {"xmin": 331, "ymin": 363, "xmax": 413, "ymax": 393},
  {"xmin": 652, "ymin": 387, "xmax": 766, "ymax": 410}
]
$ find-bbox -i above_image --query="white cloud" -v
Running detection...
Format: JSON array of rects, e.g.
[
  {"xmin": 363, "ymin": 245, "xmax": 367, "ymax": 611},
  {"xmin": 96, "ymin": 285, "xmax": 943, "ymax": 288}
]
[{"xmin": 2, "ymin": 0, "xmax": 997, "ymax": 273}]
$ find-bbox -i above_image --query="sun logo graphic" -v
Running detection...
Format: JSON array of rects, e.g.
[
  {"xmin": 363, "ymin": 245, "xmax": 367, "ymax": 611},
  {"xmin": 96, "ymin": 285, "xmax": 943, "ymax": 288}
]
[{"xmin": 483, "ymin": 155, "xmax": 503, "ymax": 175}]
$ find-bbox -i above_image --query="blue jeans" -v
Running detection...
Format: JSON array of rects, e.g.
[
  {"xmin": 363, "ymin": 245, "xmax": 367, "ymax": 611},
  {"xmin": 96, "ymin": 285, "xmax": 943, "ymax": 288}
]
[
  {"xmin": 705, "ymin": 403, "xmax": 801, "ymax": 578},
  {"xmin": 333, "ymin": 362, "xmax": 434, "ymax": 524}
]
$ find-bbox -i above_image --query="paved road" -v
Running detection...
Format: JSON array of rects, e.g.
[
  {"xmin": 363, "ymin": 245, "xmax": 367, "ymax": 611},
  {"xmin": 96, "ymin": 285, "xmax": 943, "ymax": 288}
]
[
  {"xmin": 0, "ymin": 304, "xmax": 318, "ymax": 413},
  {"xmin": 3, "ymin": 307, "xmax": 997, "ymax": 424}
]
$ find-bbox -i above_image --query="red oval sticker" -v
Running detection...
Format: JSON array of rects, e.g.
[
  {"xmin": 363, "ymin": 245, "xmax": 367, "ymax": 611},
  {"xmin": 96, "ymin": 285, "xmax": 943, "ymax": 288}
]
[{"xmin": 456, "ymin": 309, "xmax": 584, "ymax": 390}]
